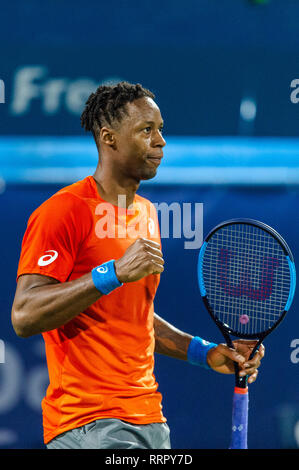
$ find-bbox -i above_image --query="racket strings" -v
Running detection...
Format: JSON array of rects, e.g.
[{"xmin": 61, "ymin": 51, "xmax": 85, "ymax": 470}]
[{"xmin": 203, "ymin": 224, "xmax": 291, "ymax": 335}]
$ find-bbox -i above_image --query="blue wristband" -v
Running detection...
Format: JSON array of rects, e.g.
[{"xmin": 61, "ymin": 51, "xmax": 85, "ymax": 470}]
[
  {"xmin": 91, "ymin": 260, "xmax": 123, "ymax": 295},
  {"xmin": 187, "ymin": 336, "xmax": 218, "ymax": 369}
]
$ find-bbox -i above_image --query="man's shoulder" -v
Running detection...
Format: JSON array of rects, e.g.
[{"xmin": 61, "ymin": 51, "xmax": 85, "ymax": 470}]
[
  {"xmin": 54, "ymin": 175, "xmax": 94, "ymax": 201},
  {"xmin": 31, "ymin": 176, "xmax": 94, "ymax": 219}
]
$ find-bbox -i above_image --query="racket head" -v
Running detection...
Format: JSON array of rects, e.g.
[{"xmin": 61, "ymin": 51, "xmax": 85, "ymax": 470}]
[{"xmin": 198, "ymin": 218, "xmax": 296, "ymax": 339}]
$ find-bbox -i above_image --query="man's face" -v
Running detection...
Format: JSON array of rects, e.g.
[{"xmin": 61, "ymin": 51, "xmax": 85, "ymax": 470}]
[{"xmin": 110, "ymin": 97, "xmax": 166, "ymax": 181}]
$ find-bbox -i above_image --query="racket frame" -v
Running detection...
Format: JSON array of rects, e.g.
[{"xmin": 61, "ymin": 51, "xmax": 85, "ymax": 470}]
[{"xmin": 198, "ymin": 218, "xmax": 296, "ymax": 386}]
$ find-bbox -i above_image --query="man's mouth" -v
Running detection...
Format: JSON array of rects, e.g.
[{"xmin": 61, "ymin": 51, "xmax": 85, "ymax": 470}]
[{"xmin": 146, "ymin": 155, "xmax": 163, "ymax": 165}]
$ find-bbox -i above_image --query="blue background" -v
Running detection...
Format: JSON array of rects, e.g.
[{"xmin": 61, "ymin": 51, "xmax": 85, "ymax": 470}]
[
  {"xmin": 1, "ymin": 0, "xmax": 299, "ymax": 136},
  {"xmin": 1, "ymin": 0, "xmax": 299, "ymax": 449}
]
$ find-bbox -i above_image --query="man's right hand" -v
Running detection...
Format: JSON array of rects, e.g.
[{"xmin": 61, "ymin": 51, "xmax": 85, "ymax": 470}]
[{"xmin": 114, "ymin": 238, "xmax": 164, "ymax": 283}]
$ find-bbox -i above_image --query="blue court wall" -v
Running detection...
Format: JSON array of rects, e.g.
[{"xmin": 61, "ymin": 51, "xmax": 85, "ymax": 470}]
[{"xmin": 0, "ymin": 137, "xmax": 298, "ymax": 449}]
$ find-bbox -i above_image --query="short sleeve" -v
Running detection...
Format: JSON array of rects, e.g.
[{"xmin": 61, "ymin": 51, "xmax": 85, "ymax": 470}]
[{"xmin": 17, "ymin": 192, "xmax": 90, "ymax": 283}]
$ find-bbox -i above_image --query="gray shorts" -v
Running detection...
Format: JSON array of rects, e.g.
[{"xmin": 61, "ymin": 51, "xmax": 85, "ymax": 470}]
[{"xmin": 46, "ymin": 418, "xmax": 171, "ymax": 449}]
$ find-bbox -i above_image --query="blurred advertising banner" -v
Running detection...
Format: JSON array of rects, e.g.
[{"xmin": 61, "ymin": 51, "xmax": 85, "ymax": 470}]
[{"xmin": 0, "ymin": 47, "xmax": 299, "ymax": 136}]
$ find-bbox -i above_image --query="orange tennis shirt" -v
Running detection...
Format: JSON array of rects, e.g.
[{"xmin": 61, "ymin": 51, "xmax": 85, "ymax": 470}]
[{"xmin": 17, "ymin": 175, "xmax": 166, "ymax": 444}]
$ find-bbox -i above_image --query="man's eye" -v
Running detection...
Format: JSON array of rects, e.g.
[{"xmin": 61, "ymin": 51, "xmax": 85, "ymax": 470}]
[
  {"xmin": 144, "ymin": 127, "xmax": 151, "ymax": 133},
  {"xmin": 159, "ymin": 127, "xmax": 164, "ymax": 134}
]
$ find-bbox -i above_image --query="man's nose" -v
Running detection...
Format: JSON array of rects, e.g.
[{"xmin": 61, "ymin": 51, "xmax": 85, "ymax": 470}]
[{"xmin": 152, "ymin": 130, "xmax": 166, "ymax": 147}]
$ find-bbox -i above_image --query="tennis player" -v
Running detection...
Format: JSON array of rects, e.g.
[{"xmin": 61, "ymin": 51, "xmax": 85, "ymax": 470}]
[{"xmin": 11, "ymin": 82, "xmax": 264, "ymax": 449}]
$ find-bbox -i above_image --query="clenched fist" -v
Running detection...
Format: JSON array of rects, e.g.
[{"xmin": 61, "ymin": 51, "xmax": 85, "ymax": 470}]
[{"xmin": 114, "ymin": 238, "xmax": 164, "ymax": 283}]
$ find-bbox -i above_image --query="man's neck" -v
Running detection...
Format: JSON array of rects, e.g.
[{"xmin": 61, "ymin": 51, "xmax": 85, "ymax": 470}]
[{"xmin": 92, "ymin": 170, "xmax": 140, "ymax": 208}]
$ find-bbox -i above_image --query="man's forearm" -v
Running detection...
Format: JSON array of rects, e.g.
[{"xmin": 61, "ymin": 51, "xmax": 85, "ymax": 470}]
[{"xmin": 154, "ymin": 313, "xmax": 193, "ymax": 361}]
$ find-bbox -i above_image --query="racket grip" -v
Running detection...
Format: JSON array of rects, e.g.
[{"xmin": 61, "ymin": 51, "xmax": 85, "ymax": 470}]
[{"xmin": 229, "ymin": 387, "xmax": 249, "ymax": 449}]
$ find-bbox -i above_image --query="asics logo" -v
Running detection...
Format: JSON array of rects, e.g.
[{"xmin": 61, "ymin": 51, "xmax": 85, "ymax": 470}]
[
  {"xmin": 97, "ymin": 266, "xmax": 108, "ymax": 274},
  {"xmin": 38, "ymin": 250, "xmax": 58, "ymax": 266}
]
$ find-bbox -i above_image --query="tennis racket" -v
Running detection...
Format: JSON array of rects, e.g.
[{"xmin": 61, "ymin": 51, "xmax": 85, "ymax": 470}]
[{"xmin": 197, "ymin": 219, "xmax": 296, "ymax": 449}]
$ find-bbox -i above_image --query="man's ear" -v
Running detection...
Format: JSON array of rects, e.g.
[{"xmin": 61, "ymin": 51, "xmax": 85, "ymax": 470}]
[{"xmin": 99, "ymin": 126, "xmax": 117, "ymax": 150}]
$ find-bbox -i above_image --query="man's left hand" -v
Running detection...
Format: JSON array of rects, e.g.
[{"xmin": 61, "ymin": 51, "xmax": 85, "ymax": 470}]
[{"xmin": 206, "ymin": 340, "xmax": 265, "ymax": 384}]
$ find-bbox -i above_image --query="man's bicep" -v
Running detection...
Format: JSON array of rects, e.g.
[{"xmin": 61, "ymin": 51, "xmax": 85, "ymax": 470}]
[
  {"xmin": 17, "ymin": 273, "xmax": 60, "ymax": 291},
  {"xmin": 13, "ymin": 273, "xmax": 60, "ymax": 306},
  {"xmin": 11, "ymin": 274, "xmax": 59, "ymax": 326}
]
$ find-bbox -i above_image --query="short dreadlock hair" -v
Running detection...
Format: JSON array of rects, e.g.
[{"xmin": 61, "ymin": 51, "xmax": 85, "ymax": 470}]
[{"xmin": 80, "ymin": 81, "xmax": 155, "ymax": 136}]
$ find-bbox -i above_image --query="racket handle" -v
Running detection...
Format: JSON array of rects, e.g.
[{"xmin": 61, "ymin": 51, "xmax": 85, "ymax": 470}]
[{"xmin": 230, "ymin": 387, "xmax": 249, "ymax": 449}]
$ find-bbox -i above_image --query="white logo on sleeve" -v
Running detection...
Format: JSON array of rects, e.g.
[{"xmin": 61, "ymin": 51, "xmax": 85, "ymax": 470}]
[{"xmin": 38, "ymin": 250, "xmax": 58, "ymax": 266}]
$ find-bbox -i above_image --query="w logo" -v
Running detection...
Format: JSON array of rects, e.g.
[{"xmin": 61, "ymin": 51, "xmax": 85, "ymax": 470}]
[
  {"xmin": 0, "ymin": 80, "xmax": 5, "ymax": 103},
  {"xmin": 219, "ymin": 249, "xmax": 279, "ymax": 301}
]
